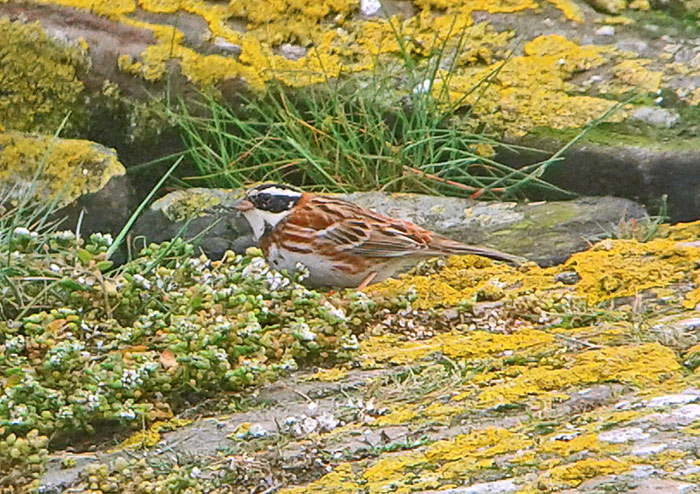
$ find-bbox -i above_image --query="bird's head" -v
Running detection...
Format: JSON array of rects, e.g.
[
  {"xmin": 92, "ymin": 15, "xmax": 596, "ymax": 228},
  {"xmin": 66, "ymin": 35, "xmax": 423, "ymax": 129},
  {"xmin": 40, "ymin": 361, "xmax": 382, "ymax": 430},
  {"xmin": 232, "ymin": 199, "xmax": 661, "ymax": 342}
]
[{"xmin": 235, "ymin": 183, "xmax": 303, "ymax": 240}]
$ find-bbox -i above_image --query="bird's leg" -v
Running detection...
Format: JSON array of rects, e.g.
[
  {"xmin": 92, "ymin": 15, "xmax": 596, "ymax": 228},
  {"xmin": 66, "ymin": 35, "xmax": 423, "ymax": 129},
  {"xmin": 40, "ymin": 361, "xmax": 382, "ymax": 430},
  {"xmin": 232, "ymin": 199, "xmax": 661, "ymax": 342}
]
[{"xmin": 357, "ymin": 272, "xmax": 378, "ymax": 290}]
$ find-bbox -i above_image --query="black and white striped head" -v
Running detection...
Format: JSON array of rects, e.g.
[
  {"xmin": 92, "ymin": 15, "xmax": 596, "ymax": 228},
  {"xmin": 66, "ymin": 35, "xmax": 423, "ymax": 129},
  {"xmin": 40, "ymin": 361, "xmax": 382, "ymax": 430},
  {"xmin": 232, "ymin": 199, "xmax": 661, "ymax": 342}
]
[{"xmin": 235, "ymin": 183, "xmax": 303, "ymax": 239}]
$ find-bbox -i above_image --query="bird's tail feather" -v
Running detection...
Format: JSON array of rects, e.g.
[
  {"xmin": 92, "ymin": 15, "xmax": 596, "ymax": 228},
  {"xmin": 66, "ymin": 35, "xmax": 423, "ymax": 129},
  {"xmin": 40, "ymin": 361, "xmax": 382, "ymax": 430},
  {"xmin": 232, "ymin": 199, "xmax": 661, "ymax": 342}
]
[{"xmin": 434, "ymin": 238, "xmax": 526, "ymax": 265}]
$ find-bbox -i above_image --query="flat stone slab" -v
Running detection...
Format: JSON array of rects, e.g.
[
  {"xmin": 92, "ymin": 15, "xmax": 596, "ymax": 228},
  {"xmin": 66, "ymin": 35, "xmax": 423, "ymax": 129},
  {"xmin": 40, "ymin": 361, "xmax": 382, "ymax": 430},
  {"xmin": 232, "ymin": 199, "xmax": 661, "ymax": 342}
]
[{"xmin": 132, "ymin": 188, "xmax": 648, "ymax": 266}]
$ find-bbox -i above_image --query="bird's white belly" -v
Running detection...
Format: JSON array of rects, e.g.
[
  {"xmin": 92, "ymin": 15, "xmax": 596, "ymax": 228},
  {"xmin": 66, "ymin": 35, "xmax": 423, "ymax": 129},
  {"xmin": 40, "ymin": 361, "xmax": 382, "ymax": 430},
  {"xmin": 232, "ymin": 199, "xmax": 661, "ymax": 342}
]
[{"xmin": 265, "ymin": 244, "xmax": 403, "ymax": 288}]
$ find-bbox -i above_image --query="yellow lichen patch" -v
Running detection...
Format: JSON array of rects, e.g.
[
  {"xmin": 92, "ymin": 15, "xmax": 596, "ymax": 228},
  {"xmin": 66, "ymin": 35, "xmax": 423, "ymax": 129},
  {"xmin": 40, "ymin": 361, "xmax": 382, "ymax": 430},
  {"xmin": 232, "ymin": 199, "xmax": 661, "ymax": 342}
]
[
  {"xmin": 116, "ymin": 418, "xmax": 191, "ymax": 450},
  {"xmin": 539, "ymin": 457, "xmax": 630, "ymax": 489},
  {"xmin": 0, "ymin": 132, "xmax": 125, "ymax": 207},
  {"xmin": 422, "ymin": 402, "xmax": 465, "ymax": 421},
  {"xmin": 360, "ymin": 427, "xmax": 533, "ymax": 491},
  {"xmin": 435, "ymin": 34, "xmax": 624, "ymax": 136},
  {"xmin": 24, "ymin": 0, "xmax": 697, "ymax": 136},
  {"xmin": 369, "ymin": 255, "xmax": 556, "ymax": 309},
  {"xmin": 280, "ymin": 463, "xmax": 357, "ymax": 494},
  {"xmin": 640, "ymin": 449, "xmax": 689, "ymax": 470},
  {"xmin": 361, "ymin": 451, "xmax": 425, "ymax": 488},
  {"xmin": 478, "ymin": 343, "xmax": 681, "ymax": 406},
  {"xmin": 544, "ymin": 0, "xmax": 585, "ymax": 22},
  {"xmin": 608, "ymin": 59, "xmax": 664, "ymax": 94},
  {"xmin": 373, "ymin": 405, "xmax": 418, "ymax": 426},
  {"xmin": 425, "ymin": 426, "xmax": 533, "ymax": 462},
  {"xmin": 0, "ymin": 17, "xmax": 86, "ymax": 133},
  {"xmin": 304, "ymin": 368, "xmax": 349, "ymax": 382},
  {"xmin": 151, "ymin": 188, "xmax": 222, "ymax": 222},
  {"xmin": 566, "ymin": 238, "xmax": 700, "ymax": 305},
  {"xmin": 538, "ymin": 432, "xmax": 604, "ymax": 457},
  {"xmin": 683, "ymin": 288, "xmax": 700, "ymax": 310},
  {"xmin": 359, "ymin": 328, "xmax": 556, "ymax": 367},
  {"xmin": 523, "ymin": 35, "xmax": 611, "ymax": 71}
]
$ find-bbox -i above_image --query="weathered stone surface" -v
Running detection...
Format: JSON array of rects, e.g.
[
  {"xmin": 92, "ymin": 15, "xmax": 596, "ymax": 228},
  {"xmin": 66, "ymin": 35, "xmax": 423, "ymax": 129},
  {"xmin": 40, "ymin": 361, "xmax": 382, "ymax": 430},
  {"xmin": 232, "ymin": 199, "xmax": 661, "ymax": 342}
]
[
  {"xmin": 0, "ymin": 132, "xmax": 125, "ymax": 208},
  {"xmin": 130, "ymin": 188, "xmax": 252, "ymax": 260},
  {"xmin": 499, "ymin": 139, "xmax": 700, "ymax": 221},
  {"xmin": 132, "ymin": 188, "xmax": 648, "ymax": 266}
]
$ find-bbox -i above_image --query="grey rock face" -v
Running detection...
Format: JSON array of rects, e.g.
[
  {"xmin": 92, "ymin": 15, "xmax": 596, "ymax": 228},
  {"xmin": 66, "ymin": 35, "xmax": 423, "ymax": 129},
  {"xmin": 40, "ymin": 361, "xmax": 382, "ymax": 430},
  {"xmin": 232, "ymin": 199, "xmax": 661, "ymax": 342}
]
[{"xmin": 131, "ymin": 188, "xmax": 648, "ymax": 266}]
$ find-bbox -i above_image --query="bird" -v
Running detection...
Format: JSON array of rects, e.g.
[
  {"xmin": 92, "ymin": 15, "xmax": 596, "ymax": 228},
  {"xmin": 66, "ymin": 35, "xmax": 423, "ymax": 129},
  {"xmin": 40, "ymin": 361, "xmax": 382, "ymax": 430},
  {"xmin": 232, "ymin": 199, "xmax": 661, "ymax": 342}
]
[{"xmin": 234, "ymin": 183, "xmax": 525, "ymax": 289}]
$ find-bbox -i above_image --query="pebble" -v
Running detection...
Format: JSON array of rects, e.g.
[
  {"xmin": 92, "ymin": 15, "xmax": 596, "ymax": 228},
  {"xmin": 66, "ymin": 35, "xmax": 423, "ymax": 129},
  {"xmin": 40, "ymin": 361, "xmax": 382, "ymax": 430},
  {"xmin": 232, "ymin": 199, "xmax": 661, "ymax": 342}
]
[
  {"xmin": 645, "ymin": 394, "xmax": 699, "ymax": 408},
  {"xmin": 598, "ymin": 427, "xmax": 649, "ymax": 443},
  {"xmin": 361, "ymin": 0, "xmax": 382, "ymax": 16},
  {"xmin": 595, "ymin": 26, "xmax": 615, "ymax": 36},
  {"xmin": 631, "ymin": 443, "xmax": 668, "ymax": 456}
]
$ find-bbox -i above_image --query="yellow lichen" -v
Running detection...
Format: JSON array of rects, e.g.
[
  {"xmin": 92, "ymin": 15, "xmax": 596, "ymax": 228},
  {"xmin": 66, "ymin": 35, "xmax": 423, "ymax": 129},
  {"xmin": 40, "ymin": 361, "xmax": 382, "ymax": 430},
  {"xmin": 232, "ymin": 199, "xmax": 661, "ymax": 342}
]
[
  {"xmin": 609, "ymin": 59, "xmax": 664, "ymax": 94},
  {"xmin": 0, "ymin": 17, "xmax": 86, "ymax": 133},
  {"xmin": 371, "ymin": 224, "xmax": 700, "ymax": 310},
  {"xmin": 23, "ymin": 0, "xmax": 681, "ymax": 136},
  {"xmin": 0, "ymin": 132, "xmax": 125, "ymax": 207},
  {"xmin": 304, "ymin": 368, "xmax": 349, "ymax": 382},
  {"xmin": 425, "ymin": 427, "xmax": 533, "ymax": 463},
  {"xmin": 544, "ymin": 0, "xmax": 585, "ymax": 22},
  {"xmin": 359, "ymin": 328, "xmax": 556, "ymax": 366},
  {"xmin": 567, "ymin": 238, "xmax": 700, "ymax": 305},
  {"xmin": 369, "ymin": 255, "xmax": 555, "ymax": 309},
  {"xmin": 540, "ymin": 457, "xmax": 630, "ymax": 489},
  {"xmin": 538, "ymin": 433, "xmax": 603, "ymax": 456},
  {"xmin": 478, "ymin": 343, "xmax": 681, "ymax": 406},
  {"xmin": 281, "ymin": 464, "xmax": 357, "ymax": 494},
  {"xmin": 372, "ymin": 405, "xmax": 418, "ymax": 426},
  {"xmin": 116, "ymin": 418, "xmax": 191, "ymax": 450}
]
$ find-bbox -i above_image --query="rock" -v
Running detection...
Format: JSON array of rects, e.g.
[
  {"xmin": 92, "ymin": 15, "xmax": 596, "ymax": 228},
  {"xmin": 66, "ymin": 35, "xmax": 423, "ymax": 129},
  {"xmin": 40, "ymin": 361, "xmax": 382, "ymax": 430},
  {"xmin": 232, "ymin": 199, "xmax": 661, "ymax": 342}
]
[
  {"xmin": 631, "ymin": 106, "xmax": 681, "ymax": 129},
  {"xmin": 584, "ymin": 0, "xmax": 627, "ymax": 14},
  {"xmin": 360, "ymin": 0, "xmax": 383, "ymax": 17},
  {"xmin": 132, "ymin": 188, "xmax": 648, "ymax": 266},
  {"xmin": 598, "ymin": 427, "xmax": 650, "ymax": 443},
  {"xmin": 417, "ymin": 479, "xmax": 519, "ymax": 494},
  {"xmin": 631, "ymin": 443, "xmax": 668, "ymax": 456},
  {"xmin": 595, "ymin": 26, "xmax": 615, "ymax": 36},
  {"xmin": 554, "ymin": 271, "xmax": 581, "ymax": 285},
  {"xmin": 0, "ymin": 132, "xmax": 125, "ymax": 208},
  {"xmin": 58, "ymin": 174, "xmax": 135, "ymax": 241},
  {"xmin": 339, "ymin": 192, "xmax": 647, "ymax": 266},
  {"xmin": 130, "ymin": 188, "xmax": 253, "ymax": 259},
  {"xmin": 0, "ymin": 16, "xmax": 86, "ymax": 134},
  {"xmin": 628, "ymin": 478, "xmax": 696, "ymax": 494},
  {"xmin": 498, "ymin": 138, "xmax": 700, "ymax": 222},
  {"xmin": 278, "ymin": 43, "xmax": 306, "ymax": 60},
  {"xmin": 645, "ymin": 393, "xmax": 700, "ymax": 407}
]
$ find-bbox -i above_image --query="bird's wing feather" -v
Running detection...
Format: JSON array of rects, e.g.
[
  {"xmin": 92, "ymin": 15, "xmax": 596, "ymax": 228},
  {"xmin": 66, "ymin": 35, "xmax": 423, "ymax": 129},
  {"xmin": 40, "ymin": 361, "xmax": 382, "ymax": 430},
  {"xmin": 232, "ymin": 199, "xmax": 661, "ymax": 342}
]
[
  {"xmin": 282, "ymin": 195, "xmax": 434, "ymax": 258},
  {"xmin": 319, "ymin": 220, "xmax": 430, "ymax": 257}
]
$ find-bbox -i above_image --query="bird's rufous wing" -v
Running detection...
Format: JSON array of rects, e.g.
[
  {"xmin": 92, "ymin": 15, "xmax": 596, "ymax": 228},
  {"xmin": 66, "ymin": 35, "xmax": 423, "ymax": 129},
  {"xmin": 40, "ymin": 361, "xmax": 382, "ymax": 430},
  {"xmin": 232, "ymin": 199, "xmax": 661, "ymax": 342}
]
[{"xmin": 283, "ymin": 195, "xmax": 434, "ymax": 258}]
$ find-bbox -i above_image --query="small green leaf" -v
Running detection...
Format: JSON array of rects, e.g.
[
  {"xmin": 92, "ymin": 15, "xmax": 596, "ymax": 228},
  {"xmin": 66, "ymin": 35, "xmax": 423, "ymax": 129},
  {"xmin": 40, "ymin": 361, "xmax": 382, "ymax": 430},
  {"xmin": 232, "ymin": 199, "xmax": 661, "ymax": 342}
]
[
  {"xmin": 96, "ymin": 260, "xmax": 113, "ymax": 272},
  {"xmin": 60, "ymin": 277, "xmax": 87, "ymax": 291},
  {"xmin": 77, "ymin": 249, "xmax": 92, "ymax": 265}
]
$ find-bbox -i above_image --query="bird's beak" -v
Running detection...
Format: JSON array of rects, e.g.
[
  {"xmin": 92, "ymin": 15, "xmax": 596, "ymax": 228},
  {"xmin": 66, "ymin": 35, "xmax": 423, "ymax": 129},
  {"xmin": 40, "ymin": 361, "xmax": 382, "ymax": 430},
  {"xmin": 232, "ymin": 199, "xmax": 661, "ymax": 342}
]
[{"xmin": 233, "ymin": 199, "xmax": 254, "ymax": 212}]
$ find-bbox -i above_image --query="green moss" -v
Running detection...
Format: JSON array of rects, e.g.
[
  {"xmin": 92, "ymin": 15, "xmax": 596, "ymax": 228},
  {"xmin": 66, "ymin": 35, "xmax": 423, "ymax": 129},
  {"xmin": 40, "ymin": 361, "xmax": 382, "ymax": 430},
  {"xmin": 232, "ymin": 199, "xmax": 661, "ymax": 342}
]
[
  {"xmin": 0, "ymin": 132, "xmax": 125, "ymax": 207},
  {"xmin": 527, "ymin": 114, "xmax": 700, "ymax": 152},
  {"xmin": 625, "ymin": 8, "xmax": 700, "ymax": 37},
  {"xmin": 0, "ymin": 17, "xmax": 87, "ymax": 134}
]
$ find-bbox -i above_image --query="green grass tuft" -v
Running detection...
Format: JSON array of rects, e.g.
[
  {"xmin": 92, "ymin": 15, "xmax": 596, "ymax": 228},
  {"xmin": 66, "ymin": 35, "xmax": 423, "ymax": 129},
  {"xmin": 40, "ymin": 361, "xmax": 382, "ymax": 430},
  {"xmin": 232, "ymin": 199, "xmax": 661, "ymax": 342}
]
[{"xmin": 170, "ymin": 20, "xmax": 577, "ymax": 200}]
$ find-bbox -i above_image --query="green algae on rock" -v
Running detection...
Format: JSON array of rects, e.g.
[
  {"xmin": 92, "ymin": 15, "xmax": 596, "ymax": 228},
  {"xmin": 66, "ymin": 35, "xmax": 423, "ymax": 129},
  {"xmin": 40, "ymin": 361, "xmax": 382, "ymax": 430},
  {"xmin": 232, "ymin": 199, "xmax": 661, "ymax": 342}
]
[{"xmin": 0, "ymin": 132, "xmax": 125, "ymax": 207}]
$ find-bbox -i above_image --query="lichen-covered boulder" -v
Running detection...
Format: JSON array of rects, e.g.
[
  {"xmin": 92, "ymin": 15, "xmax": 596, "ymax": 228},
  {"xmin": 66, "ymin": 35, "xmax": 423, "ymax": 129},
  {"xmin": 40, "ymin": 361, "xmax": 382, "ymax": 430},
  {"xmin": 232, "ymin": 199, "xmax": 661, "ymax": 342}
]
[
  {"xmin": 0, "ymin": 132, "xmax": 125, "ymax": 208},
  {"xmin": 0, "ymin": 16, "xmax": 86, "ymax": 134}
]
